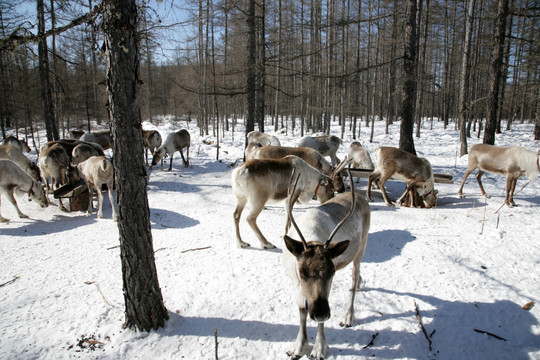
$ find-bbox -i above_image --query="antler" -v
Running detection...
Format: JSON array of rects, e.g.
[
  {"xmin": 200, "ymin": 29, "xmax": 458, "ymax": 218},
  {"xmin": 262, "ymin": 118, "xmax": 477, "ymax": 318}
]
[
  {"xmin": 325, "ymin": 166, "xmax": 355, "ymax": 248},
  {"xmin": 287, "ymin": 168, "xmax": 308, "ymax": 249}
]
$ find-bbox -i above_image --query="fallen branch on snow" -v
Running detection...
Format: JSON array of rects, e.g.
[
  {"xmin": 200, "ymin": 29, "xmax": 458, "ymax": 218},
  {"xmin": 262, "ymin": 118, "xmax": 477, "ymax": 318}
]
[
  {"xmin": 474, "ymin": 328, "xmax": 507, "ymax": 341},
  {"xmin": 362, "ymin": 332, "xmax": 379, "ymax": 349},
  {"xmin": 182, "ymin": 246, "xmax": 212, "ymax": 253},
  {"xmin": 414, "ymin": 301, "xmax": 432, "ymax": 351},
  {"xmin": 0, "ymin": 276, "xmax": 20, "ymax": 288}
]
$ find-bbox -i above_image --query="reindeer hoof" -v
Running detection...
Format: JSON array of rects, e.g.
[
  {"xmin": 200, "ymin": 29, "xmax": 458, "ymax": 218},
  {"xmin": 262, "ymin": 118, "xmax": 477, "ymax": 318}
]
[
  {"xmin": 0, "ymin": 217, "xmax": 10, "ymax": 222},
  {"xmin": 238, "ymin": 242, "xmax": 251, "ymax": 249},
  {"xmin": 18, "ymin": 214, "xmax": 29, "ymax": 219},
  {"xmin": 262, "ymin": 243, "xmax": 276, "ymax": 249}
]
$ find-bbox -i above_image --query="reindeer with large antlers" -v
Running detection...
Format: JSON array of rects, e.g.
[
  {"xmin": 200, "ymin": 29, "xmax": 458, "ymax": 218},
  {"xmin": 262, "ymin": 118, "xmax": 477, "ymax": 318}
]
[{"xmin": 283, "ymin": 168, "xmax": 371, "ymax": 359}]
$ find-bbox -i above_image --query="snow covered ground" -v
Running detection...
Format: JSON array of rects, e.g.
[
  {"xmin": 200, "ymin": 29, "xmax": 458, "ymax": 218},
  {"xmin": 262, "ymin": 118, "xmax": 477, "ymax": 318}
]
[{"xmin": 0, "ymin": 119, "xmax": 539, "ymax": 360}]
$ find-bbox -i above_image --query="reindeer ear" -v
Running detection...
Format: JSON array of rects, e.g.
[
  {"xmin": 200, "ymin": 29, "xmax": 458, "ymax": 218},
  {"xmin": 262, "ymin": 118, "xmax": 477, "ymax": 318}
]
[
  {"xmin": 284, "ymin": 235, "xmax": 305, "ymax": 257},
  {"xmin": 328, "ymin": 240, "xmax": 350, "ymax": 259}
]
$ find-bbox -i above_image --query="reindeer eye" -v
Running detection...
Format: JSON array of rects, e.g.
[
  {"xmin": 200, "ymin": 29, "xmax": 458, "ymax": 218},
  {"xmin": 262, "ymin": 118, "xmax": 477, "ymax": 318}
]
[{"xmin": 299, "ymin": 268, "xmax": 310, "ymax": 279}]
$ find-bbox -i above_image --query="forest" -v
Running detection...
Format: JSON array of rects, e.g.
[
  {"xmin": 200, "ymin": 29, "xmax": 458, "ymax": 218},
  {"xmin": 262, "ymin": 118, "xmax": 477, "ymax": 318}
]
[{"xmin": 0, "ymin": 0, "xmax": 538, "ymax": 151}]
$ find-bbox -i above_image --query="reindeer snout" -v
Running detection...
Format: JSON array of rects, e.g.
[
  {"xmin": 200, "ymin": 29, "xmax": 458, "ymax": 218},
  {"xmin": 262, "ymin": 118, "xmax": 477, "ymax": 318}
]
[{"xmin": 309, "ymin": 298, "xmax": 331, "ymax": 322}]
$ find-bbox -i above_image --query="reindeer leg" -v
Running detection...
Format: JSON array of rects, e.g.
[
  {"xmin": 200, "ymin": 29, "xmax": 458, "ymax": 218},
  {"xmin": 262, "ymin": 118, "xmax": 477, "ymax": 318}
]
[
  {"xmin": 246, "ymin": 201, "xmax": 276, "ymax": 249},
  {"xmin": 179, "ymin": 147, "xmax": 189, "ymax": 167},
  {"xmin": 378, "ymin": 176, "xmax": 394, "ymax": 206},
  {"xmin": 311, "ymin": 322, "xmax": 328, "ymax": 359},
  {"xmin": 96, "ymin": 185, "xmax": 104, "ymax": 218},
  {"xmin": 340, "ymin": 236, "xmax": 367, "ymax": 327},
  {"xmin": 5, "ymin": 188, "xmax": 28, "ymax": 219},
  {"xmin": 0, "ymin": 193, "xmax": 10, "ymax": 222},
  {"xmin": 233, "ymin": 197, "xmax": 250, "ymax": 248},
  {"xmin": 458, "ymin": 167, "xmax": 475, "ymax": 198},
  {"xmin": 506, "ymin": 174, "xmax": 518, "ymax": 207},
  {"xmin": 475, "ymin": 170, "xmax": 490, "ymax": 198},
  {"xmin": 287, "ymin": 307, "xmax": 310, "ymax": 359},
  {"xmin": 366, "ymin": 173, "xmax": 379, "ymax": 202},
  {"xmin": 87, "ymin": 183, "xmax": 94, "ymax": 215},
  {"xmin": 108, "ymin": 184, "xmax": 118, "ymax": 221},
  {"xmin": 168, "ymin": 153, "xmax": 174, "ymax": 171},
  {"xmin": 396, "ymin": 180, "xmax": 419, "ymax": 207}
]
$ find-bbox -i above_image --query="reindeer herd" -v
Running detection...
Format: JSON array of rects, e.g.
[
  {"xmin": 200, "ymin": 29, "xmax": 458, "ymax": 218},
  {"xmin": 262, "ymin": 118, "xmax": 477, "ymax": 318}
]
[{"xmin": 1, "ymin": 127, "xmax": 539, "ymax": 358}]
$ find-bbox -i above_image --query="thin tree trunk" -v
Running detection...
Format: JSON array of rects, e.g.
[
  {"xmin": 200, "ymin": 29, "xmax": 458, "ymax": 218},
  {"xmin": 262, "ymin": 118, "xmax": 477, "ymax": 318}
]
[
  {"xmin": 245, "ymin": 0, "xmax": 256, "ymax": 146},
  {"xmin": 483, "ymin": 0, "xmax": 509, "ymax": 145},
  {"xmin": 103, "ymin": 0, "xmax": 168, "ymax": 331}
]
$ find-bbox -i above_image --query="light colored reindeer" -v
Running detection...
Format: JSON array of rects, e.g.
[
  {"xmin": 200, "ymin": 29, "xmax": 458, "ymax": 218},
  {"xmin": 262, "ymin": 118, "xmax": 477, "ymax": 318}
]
[
  {"xmin": 0, "ymin": 159, "xmax": 48, "ymax": 222},
  {"xmin": 367, "ymin": 147, "xmax": 437, "ymax": 208},
  {"xmin": 246, "ymin": 130, "xmax": 281, "ymax": 146},
  {"xmin": 232, "ymin": 155, "xmax": 334, "ymax": 249},
  {"xmin": 297, "ymin": 135, "xmax": 342, "ymax": 167},
  {"xmin": 458, "ymin": 144, "xmax": 539, "ymax": 206},
  {"xmin": 152, "ymin": 129, "xmax": 190, "ymax": 171},
  {"xmin": 245, "ymin": 143, "xmax": 345, "ymax": 193},
  {"xmin": 283, "ymin": 168, "xmax": 370, "ymax": 359},
  {"xmin": 0, "ymin": 145, "xmax": 41, "ymax": 182},
  {"xmin": 333, "ymin": 141, "xmax": 374, "ymax": 183},
  {"xmin": 142, "ymin": 129, "xmax": 162, "ymax": 167},
  {"xmin": 76, "ymin": 156, "xmax": 117, "ymax": 221},
  {"xmin": 2, "ymin": 136, "xmax": 31, "ymax": 152},
  {"xmin": 80, "ymin": 130, "xmax": 112, "ymax": 150},
  {"xmin": 71, "ymin": 143, "xmax": 100, "ymax": 166}
]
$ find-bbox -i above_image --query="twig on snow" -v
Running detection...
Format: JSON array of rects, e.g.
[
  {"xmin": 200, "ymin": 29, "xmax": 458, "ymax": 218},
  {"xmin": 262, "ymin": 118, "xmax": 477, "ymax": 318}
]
[
  {"xmin": 107, "ymin": 245, "xmax": 120, "ymax": 250},
  {"xmin": 181, "ymin": 246, "xmax": 212, "ymax": 253},
  {"xmin": 0, "ymin": 276, "xmax": 20, "ymax": 288},
  {"xmin": 414, "ymin": 301, "xmax": 432, "ymax": 352},
  {"xmin": 362, "ymin": 332, "xmax": 379, "ymax": 349},
  {"xmin": 214, "ymin": 328, "xmax": 219, "ymax": 360},
  {"xmin": 474, "ymin": 329, "xmax": 507, "ymax": 341},
  {"xmin": 85, "ymin": 281, "xmax": 113, "ymax": 307},
  {"xmin": 480, "ymin": 198, "xmax": 487, "ymax": 234}
]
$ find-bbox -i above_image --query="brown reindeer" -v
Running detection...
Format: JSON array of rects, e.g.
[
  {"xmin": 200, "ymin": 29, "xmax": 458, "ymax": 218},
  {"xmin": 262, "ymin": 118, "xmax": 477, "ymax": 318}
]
[{"xmin": 367, "ymin": 147, "xmax": 437, "ymax": 208}]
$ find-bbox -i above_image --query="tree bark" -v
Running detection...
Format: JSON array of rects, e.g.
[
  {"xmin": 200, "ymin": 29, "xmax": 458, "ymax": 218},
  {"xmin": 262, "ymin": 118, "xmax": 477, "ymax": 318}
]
[
  {"xmin": 103, "ymin": 0, "xmax": 168, "ymax": 332},
  {"xmin": 245, "ymin": 0, "xmax": 256, "ymax": 146},
  {"xmin": 399, "ymin": 0, "xmax": 418, "ymax": 155},
  {"xmin": 483, "ymin": 0, "xmax": 508, "ymax": 145}
]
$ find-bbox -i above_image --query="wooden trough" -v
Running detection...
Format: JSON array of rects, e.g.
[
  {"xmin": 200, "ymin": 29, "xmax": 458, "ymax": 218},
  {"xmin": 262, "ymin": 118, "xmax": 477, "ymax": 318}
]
[
  {"xmin": 348, "ymin": 168, "xmax": 454, "ymax": 184},
  {"xmin": 53, "ymin": 180, "xmax": 90, "ymax": 211}
]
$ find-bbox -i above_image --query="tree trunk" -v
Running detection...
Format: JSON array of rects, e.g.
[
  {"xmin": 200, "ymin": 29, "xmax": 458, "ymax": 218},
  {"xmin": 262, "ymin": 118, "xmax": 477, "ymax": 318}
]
[
  {"xmin": 245, "ymin": 0, "xmax": 256, "ymax": 146},
  {"xmin": 483, "ymin": 0, "xmax": 508, "ymax": 145},
  {"xmin": 37, "ymin": 0, "xmax": 59, "ymax": 141},
  {"xmin": 458, "ymin": 0, "xmax": 476, "ymax": 157},
  {"xmin": 399, "ymin": 0, "xmax": 418, "ymax": 155},
  {"xmin": 103, "ymin": 0, "xmax": 168, "ymax": 332}
]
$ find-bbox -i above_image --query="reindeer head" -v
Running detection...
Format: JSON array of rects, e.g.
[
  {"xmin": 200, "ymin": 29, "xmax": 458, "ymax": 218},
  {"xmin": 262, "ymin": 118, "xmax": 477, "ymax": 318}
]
[
  {"xmin": 285, "ymin": 168, "xmax": 355, "ymax": 322},
  {"xmin": 151, "ymin": 147, "xmax": 166, "ymax": 166},
  {"xmin": 29, "ymin": 181, "xmax": 49, "ymax": 208},
  {"xmin": 418, "ymin": 180, "xmax": 438, "ymax": 208}
]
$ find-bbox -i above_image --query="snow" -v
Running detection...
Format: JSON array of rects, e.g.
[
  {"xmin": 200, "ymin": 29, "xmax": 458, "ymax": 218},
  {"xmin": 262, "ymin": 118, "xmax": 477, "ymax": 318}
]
[{"xmin": 1, "ymin": 119, "xmax": 539, "ymax": 360}]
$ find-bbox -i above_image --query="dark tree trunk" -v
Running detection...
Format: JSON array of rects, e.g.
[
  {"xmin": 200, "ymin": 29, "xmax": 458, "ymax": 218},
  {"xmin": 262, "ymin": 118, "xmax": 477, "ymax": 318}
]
[
  {"xmin": 37, "ymin": 0, "xmax": 59, "ymax": 141},
  {"xmin": 399, "ymin": 0, "xmax": 418, "ymax": 155},
  {"xmin": 245, "ymin": 0, "xmax": 256, "ymax": 147},
  {"xmin": 103, "ymin": 0, "xmax": 168, "ymax": 332},
  {"xmin": 483, "ymin": 0, "xmax": 509, "ymax": 145}
]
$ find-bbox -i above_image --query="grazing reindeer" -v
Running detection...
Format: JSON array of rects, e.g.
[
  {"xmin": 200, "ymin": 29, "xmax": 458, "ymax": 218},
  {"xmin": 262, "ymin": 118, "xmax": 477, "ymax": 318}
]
[
  {"xmin": 247, "ymin": 130, "xmax": 281, "ymax": 146},
  {"xmin": 367, "ymin": 147, "xmax": 437, "ymax": 208},
  {"xmin": 142, "ymin": 129, "xmax": 163, "ymax": 167},
  {"xmin": 2, "ymin": 136, "xmax": 31, "ymax": 152},
  {"xmin": 283, "ymin": 168, "xmax": 370, "ymax": 359},
  {"xmin": 80, "ymin": 130, "xmax": 112, "ymax": 150},
  {"xmin": 0, "ymin": 145, "xmax": 41, "ymax": 182},
  {"xmin": 458, "ymin": 144, "xmax": 540, "ymax": 206},
  {"xmin": 0, "ymin": 159, "xmax": 48, "ymax": 222},
  {"xmin": 297, "ymin": 135, "xmax": 343, "ymax": 167},
  {"xmin": 232, "ymin": 155, "xmax": 334, "ymax": 249},
  {"xmin": 41, "ymin": 140, "xmax": 105, "ymax": 163},
  {"xmin": 245, "ymin": 143, "xmax": 345, "ymax": 193},
  {"xmin": 71, "ymin": 143, "xmax": 100, "ymax": 166},
  {"xmin": 39, "ymin": 144, "xmax": 71, "ymax": 211},
  {"xmin": 76, "ymin": 156, "xmax": 117, "ymax": 221},
  {"xmin": 152, "ymin": 129, "xmax": 190, "ymax": 171}
]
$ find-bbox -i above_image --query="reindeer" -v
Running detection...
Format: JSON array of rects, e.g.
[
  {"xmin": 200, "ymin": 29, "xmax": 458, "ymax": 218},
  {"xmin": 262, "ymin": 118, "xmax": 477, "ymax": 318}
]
[
  {"xmin": 142, "ymin": 129, "xmax": 162, "ymax": 167},
  {"xmin": 333, "ymin": 141, "xmax": 374, "ymax": 183},
  {"xmin": 283, "ymin": 168, "xmax": 370, "ymax": 359},
  {"xmin": 0, "ymin": 145, "xmax": 41, "ymax": 182},
  {"xmin": 152, "ymin": 129, "xmax": 190, "ymax": 171},
  {"xmin": 245, "ymin": 143, "xmax": 345, "ymax": 193},
  {"xmin": 80, "ymin": 130, "xmax": 112, "ymax": 150},
  {"xmin": 41, "ymin": 140, "xmax": 104, "ymax": 163},
  {"xmin": 2, "ymin": 136, "xmax": 31, "ymax": 152},
  {"xmin": 366, "ymin": 147, "xmax": 437, "ymax": 208},
  {"xmin": 458, "ymin": 144, "xmax": 540, "ymax": 206},
  {"xmin": 65, "ymin": 130, "xmax": 84, "ymax": 140},
  {"xmin": 297, "ymin": 135, "xmax": 343, "ymax": 167},
  {"xmin": 76, "ymin": 156, "xmax": 117, "ymax": 221},
  {"xmin": 71, "ymin": 143, "xmax": 100, "ymax": 165},
  {"xmin": 246, "ymin": 130, "xmax": 281, "ymax": 146},
  {"xmin": 232, "ymin": 155, "xmax": 334, "ymax": 249},
  {"xmin": 0, "ymin": 159, "xmax": 48, "ymax": 222},
  {"xmin": 39, "ymin": 144, "xmax": 71, "ymax": 211}
]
